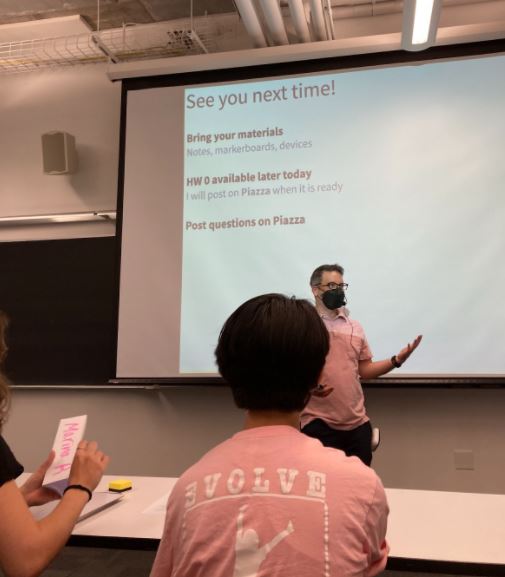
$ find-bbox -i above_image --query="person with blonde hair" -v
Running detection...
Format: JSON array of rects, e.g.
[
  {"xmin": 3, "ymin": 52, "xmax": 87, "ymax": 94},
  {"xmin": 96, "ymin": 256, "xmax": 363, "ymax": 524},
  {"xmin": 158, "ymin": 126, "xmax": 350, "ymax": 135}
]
[{"xmin": 0, "ymin": 311, "xmax": 110, "ymax": 577}]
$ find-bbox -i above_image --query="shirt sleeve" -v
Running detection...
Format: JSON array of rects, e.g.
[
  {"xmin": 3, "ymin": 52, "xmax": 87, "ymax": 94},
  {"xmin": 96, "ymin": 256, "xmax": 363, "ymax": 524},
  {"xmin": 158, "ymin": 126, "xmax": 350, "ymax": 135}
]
[
  {"xmin": 362, "ymin": 476, "xmax": 389, "ymax": 577},
  {"xmin": 0, "ymin": 435, "xmax": 24, "ymax": 487}
]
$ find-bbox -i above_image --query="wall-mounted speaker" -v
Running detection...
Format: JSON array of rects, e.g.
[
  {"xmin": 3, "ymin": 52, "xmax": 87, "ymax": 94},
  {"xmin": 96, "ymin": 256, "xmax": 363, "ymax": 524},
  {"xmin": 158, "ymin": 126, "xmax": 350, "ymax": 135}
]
[{"xmin": 41, "ymin": 131, "xmax": 78, "ymax": 175}]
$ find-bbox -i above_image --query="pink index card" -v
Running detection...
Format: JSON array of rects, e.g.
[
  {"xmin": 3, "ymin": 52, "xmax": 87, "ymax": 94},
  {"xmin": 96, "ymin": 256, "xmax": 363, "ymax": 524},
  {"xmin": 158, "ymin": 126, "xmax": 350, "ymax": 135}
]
[{"xmin": 43, "ymin": 415, "xmax": 87, "ymax": 495}]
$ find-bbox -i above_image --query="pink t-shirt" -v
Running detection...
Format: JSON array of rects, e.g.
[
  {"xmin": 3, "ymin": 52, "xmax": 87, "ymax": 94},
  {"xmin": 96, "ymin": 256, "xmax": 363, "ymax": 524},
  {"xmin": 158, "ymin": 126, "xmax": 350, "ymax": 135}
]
[
  {"xmin": 300, "ymin": 311, "xmax": 373, "ymax": 431},
  {"xmin": 150, "ymin": 425, "xmax": 388, "ymax": 577}
]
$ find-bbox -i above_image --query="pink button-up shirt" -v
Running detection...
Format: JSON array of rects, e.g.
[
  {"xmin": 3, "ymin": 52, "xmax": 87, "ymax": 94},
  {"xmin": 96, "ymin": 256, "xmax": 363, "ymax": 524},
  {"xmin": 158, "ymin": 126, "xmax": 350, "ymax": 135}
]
[{"xmin": 300, "ymin": 309, "xmax": 373, "ymax": 431}]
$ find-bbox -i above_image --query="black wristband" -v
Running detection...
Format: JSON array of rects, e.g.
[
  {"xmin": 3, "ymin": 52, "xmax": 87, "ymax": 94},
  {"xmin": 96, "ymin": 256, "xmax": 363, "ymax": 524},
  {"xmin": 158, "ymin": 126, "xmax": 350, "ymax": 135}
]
[
  {"xmin": 64, "ymin": 484, "xmax": 92, "ymax": 502},
  {"xmin": 391, "ymin": 355, "xmax": 402, "ymax": 368}
]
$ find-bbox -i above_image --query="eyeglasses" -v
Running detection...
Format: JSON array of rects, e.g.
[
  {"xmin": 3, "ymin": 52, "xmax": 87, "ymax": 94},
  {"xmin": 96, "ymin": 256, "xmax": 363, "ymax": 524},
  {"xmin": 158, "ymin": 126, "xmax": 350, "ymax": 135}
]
[{"xmin": 317, "ymin": 283, "xmax": 349, "ymax": 291}]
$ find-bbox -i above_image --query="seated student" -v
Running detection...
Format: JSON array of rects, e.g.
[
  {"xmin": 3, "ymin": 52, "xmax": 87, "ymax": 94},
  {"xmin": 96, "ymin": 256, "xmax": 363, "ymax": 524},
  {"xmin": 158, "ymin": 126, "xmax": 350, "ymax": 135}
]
[
  {"xmin": 150, "ymin": 294, "xmax": 389, "ymax": 577},
  {"xmin": 0, "ymin": 311, "xmax": 110, "ymax": 577}
]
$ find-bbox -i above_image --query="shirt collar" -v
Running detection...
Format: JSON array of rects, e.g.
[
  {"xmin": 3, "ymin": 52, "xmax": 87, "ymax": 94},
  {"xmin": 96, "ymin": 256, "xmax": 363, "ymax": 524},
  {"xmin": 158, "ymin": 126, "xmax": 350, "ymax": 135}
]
[{"xmin": 319, "ymin": 307, "xmax": 349, "ymax": 322}]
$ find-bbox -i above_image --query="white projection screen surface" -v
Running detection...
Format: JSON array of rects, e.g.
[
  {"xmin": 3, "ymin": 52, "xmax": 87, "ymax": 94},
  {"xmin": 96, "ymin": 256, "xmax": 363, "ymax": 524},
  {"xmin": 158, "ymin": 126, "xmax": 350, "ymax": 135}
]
[{"xmin": 116, "ymin": 46, "xmax": 505, "ymax": 383}]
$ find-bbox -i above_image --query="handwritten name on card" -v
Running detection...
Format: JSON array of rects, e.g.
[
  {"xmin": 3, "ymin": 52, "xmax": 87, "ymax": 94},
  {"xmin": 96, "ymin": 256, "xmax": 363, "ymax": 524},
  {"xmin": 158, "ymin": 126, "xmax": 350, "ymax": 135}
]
[{"xmin": 43, "ymin": 415, "xmax": 87, "ymax": 490}]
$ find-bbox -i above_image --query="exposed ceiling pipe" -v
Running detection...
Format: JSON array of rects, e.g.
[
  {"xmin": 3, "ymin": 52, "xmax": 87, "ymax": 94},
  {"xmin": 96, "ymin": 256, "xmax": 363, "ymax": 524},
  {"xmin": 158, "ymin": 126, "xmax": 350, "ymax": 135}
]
[
  {"xmin": 309, "ymin": 0, "xmax": 328, "ymax": 40},
  {"xmin": 234, "ymin": 0, "xmax": 505, "ymax": 50},
  {"xmin": 279, "ymin": 0, "xmax": 499, "ymax": 20},
  {"xmin": 234, "ymin": 0, "xmax": 268, "ymax": 47},
  {"xmin": 323, "ymin": 0, "xmax": 336, "ymax": 39},
  {"xmin": 279, "ymin": 0, "xmax": 493, "ymax": 6},
  {"xmin": 287, "ymin": 0, "xmax": 312, "ymax": 42},
  {"xmin": 278, "ymin": 0, "xmax": 394, "ymax": 21},
  {"xmin": 327, "ymin": 1, "xmax": 401, "ymax": 18},
  {"xmin": 443, "ymin": 0, "xmax": 505, "ymax": 5},
  {"xmin": 258, "ymin": 0, "xmax": 290, "ymax": 45},
  {"xmin": 326, "ymin": 0, "xmax": 393, "ymax": 6}
]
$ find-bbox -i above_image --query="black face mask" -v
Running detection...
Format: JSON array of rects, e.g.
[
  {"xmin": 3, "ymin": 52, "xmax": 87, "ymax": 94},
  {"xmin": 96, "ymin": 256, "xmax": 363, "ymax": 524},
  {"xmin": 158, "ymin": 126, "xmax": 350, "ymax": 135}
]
[{"xmin": 322, "ymin": 288, "xmax": 346, "ymax": 310}]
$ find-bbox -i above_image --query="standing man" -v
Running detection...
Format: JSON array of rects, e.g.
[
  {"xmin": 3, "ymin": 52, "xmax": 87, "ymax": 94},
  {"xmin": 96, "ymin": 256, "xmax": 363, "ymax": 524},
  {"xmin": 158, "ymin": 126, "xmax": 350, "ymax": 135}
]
[{"xmin": 301, "ymin": 264, "xmax": 422, "ymax": 466}]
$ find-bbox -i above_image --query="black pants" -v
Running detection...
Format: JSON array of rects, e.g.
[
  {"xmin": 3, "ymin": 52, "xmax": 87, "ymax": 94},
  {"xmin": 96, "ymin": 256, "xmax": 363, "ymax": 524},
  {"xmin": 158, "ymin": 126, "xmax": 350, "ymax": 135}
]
[{"xmin": 302, "ymin": 419, "xmax": 373, "ymax": 466}]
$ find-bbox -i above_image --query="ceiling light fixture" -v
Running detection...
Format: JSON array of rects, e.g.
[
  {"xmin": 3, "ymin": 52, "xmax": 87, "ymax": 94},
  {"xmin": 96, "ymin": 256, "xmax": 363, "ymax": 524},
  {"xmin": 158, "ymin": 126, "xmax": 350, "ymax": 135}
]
[{"xmin": 402, "ymin": 0, "xmax": 442, "ymax": 52}]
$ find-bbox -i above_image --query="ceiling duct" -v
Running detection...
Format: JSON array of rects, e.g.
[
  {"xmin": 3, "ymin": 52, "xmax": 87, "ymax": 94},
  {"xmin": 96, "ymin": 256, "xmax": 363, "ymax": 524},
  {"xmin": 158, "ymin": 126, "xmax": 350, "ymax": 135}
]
[
  {"xmin": 235, "ymin": 0, "xmax": 329, "ymax": 45},
  {"xmin": 234, "ymin": 0, "xmax": 402, "ymax": 46},
  {"xmin": 287, "ymin": 0, "xmax": 312, "ymax": 42},
  {"xmin": 258, "ymin": 0, "xmax": 290, "ymax": 45},
  {"xmin": 309, "ymin": 0, "xmax": 329, "ymax": 40},
  {"xmin": 234, "ymin": 0, "xmax": 269, "ymax": 47},
  {"xmin": 323, "ymin": 0, "xmax": 336, "ymax": 40}
]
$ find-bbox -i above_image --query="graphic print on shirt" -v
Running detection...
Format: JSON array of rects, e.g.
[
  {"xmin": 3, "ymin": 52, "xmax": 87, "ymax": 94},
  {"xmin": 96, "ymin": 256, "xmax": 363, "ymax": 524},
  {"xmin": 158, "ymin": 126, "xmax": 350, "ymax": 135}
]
[
  {"xmin": 182, "ymin": 467, "xmax": 331, "ymax": 576},
  {"xmin": 233, "ymin": 505, "xmax": 294, "ymax": 577}
]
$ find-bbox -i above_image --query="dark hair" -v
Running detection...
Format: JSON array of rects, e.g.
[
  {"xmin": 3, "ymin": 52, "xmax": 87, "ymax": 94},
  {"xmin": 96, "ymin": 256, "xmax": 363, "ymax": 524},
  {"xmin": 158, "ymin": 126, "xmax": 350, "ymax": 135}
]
[
  {"xmin": 0, "ymin": 311, "xmax": 11, "ymax": 432},
  {"xmin": 310, "ymin": 264, "xmax": 345, "ymax": 287},
  {"xmin": 215, "ymin": 294, "xmax": 329, "ymax": 412}
]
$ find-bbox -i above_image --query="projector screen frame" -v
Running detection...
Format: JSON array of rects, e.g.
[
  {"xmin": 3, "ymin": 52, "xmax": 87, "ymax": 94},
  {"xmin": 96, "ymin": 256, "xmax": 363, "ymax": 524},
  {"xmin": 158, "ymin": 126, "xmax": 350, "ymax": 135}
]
[{"xmin": 113, "ymin": 38, "xmax": 505, "ymax": 388}]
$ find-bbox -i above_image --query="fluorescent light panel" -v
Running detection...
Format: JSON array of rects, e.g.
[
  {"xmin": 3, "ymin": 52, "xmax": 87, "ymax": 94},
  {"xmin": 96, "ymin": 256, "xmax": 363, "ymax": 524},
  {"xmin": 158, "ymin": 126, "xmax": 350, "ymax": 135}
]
[
  {"xmin": 402, "ymin": 0, "xmax": 442, "ymax": 52},
  {"xmin": 413, "ymin": 0, "xmax": 436, "ymax": 44}
]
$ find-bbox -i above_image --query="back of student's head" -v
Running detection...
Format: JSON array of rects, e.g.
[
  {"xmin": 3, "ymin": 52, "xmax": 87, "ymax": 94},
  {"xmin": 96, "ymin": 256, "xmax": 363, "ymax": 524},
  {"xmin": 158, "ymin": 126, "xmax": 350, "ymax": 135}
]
[{"xmin": 215, "ymin": 293, "xmax": 329, "ymax": 412}]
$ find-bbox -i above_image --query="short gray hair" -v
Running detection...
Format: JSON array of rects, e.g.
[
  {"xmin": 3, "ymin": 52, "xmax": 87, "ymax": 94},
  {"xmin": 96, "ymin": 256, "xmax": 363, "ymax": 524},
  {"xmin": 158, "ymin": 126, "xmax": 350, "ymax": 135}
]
[{"xmin": 310, "ymin": 264, "xmax": 345, "ymax": 286}]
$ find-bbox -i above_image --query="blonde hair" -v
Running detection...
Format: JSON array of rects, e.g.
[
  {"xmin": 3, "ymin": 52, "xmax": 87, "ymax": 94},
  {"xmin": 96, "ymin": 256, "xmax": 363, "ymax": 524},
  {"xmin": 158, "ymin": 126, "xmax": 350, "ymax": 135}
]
[{"xmin": 0, "ymin": 311, "xmax": 11, "ymax": 432}]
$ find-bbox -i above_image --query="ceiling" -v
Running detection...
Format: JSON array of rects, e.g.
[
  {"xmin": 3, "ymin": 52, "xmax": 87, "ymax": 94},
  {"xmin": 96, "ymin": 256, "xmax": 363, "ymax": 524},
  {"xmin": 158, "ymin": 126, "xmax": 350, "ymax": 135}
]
[
  {"xmin": 0, "ymin": 1, "xmax": 504, "ymax": 75},
  {"xmin": 1, "ymin": 1, "xmax": 504, "ymax": 36},
  {"xmin": 0, "ymin": 1, "xmax": 237, "ymax": 30}
]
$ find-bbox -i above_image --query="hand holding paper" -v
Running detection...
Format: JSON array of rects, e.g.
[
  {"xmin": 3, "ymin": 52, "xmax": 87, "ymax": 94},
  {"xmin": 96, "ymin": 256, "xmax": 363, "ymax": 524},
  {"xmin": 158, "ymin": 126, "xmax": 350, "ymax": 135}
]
[
  {"xmin": 21, "ymin": 451, "xmax": 60, "ymax": 506},
  {"xmin": 30, "ymin": 420, "xmax": 112, "ymax": 523},
  {"xmin": 68, "ymin": 439, "xmax": 110, "ymax": 493},
  {"xmin": 8, "ymin": 415, "xmax": 113, "ymax": 577}
]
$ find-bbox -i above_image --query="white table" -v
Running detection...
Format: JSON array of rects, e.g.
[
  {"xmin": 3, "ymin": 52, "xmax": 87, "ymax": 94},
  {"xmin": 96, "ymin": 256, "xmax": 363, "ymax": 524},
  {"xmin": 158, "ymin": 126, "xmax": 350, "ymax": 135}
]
[
  {"xmin": 25, "ymin": 475, "xmax": 505, "ymax": 573},
  {"xmin": 385, "ymin": 487, "xmax": 505, "ymax": 574},
  {"xmin": 72, "ymin": 476, "xmax": 177, "ymax": 541}
]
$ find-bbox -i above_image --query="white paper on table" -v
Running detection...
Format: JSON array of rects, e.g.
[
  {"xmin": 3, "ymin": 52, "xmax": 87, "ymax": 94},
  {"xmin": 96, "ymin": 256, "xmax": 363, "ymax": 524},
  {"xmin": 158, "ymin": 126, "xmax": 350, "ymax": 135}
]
[
  {"xmin": 31, "ymin": 492, "xmax": 123, "ymax": 522},
  {"xmin": 43, "ymin": 415, "xmax": 87, "ymax": 495},
  {"xmin": 143, "ymin": 493, "xmax": 170, "ymax": 515}
]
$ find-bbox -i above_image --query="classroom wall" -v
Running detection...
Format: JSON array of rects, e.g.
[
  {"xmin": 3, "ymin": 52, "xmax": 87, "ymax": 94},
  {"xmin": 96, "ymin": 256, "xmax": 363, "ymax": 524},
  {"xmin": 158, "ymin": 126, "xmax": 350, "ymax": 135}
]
[
  {"xmin": 0, "ymin": 65, "xmax": 119, "ymax": 241},
  {"xmin": 2, "ymin": 64, "xmax": 505, "ymax": 494},
  {"xmin": 4, "ymin": 386, "xmax": 505, "ymax": 495}
]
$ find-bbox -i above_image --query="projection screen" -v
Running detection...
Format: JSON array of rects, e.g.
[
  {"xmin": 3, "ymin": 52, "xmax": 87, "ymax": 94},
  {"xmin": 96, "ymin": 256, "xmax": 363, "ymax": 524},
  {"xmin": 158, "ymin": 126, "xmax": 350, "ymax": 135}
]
[{"xmin": 115, "ymin": 43, "xmax": 505, "ymax": 383}]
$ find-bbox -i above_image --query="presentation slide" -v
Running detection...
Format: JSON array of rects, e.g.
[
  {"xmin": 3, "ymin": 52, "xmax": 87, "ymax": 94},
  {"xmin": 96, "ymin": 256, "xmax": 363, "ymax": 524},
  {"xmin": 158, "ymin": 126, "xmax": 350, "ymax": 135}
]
[{"xmin": 117, "ymin": 51, "xmax": 505, "ymax": 379}]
